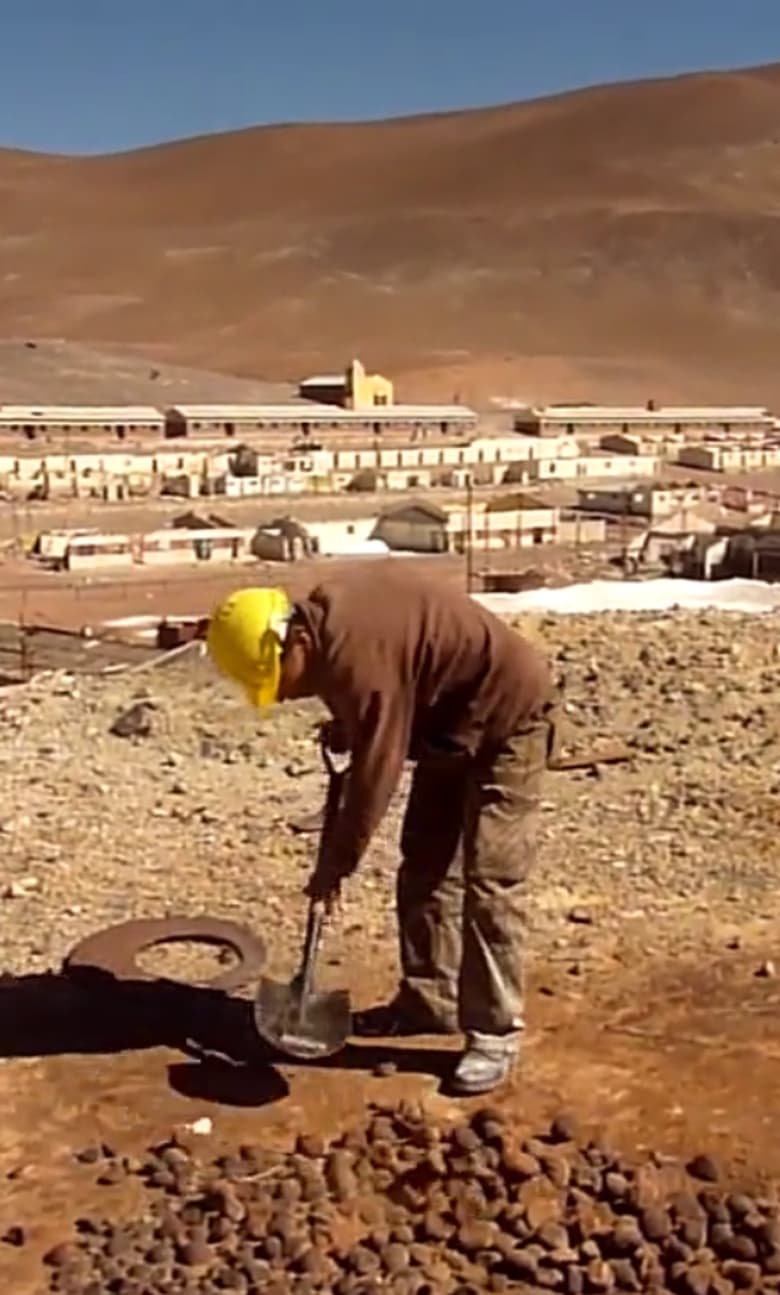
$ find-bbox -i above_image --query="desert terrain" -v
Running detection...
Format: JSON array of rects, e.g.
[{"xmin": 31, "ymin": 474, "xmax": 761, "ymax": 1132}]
[
  {"xmin": 4, "ymin": 63, "xmax": 780, "ymax": 404},
  {"xmin": 3, "ymin": 58, "xmax": 780, "ymax": 1295},
  {"xmin": 0, "ymin": 595, "xmax": 779, "ymax": 1292}
]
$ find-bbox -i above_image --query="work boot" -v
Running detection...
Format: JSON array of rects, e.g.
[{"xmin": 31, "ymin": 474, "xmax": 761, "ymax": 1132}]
[
  {"xmin": 450, "ymin": 1032, "xmax": 520, "ymax": 1095},
  {"xmin": 353, "ymin": 991, "xmax": 458, "ymax": 1038}
]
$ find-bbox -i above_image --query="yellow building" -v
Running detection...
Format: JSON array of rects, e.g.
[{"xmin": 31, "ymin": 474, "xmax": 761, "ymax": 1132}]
[{"xmin": 298, "ymin": 358, "xmax": 395, "ymax": 410}]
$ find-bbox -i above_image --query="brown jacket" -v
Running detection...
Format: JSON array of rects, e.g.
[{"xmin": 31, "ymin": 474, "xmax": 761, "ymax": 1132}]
[{"xmin": 292, "ymin": 564, "xmax": 552, "ymax": 878}]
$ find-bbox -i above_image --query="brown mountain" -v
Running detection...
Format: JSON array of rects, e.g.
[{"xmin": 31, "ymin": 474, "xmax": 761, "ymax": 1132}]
[{"xmin": 4, "ymin": 62, "xmax": 780, "ymax": 405}]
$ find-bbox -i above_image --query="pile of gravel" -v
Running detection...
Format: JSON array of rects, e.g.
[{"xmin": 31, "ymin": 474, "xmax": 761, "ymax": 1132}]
[{"xmin": 32, "ymin": 1103, "xmax": 780, "ymax": 1294}]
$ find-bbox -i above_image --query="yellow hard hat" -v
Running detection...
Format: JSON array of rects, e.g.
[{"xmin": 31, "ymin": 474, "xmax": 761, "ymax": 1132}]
[{"xmin": 206, "ymin": 587, "xmax": 291, "ymax": 707}]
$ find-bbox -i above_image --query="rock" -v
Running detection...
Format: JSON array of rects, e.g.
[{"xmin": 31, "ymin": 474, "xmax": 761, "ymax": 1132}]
[
  {"xmin": 640, "ymin": 1207, "xmax": 672, "ymax": 1242},
  {"xmin": 609, "ymin": 1219, "xmax": 643, "ymax": 1255},
  {"xmin": 722, "ymin": 1260, "xmax": 761, "ymax": 1289},
  {"xmin": 755, "ymin": 961, "xmax": 776, "ymax": 979},
  {"xmin": 324, "ymin": 1150, "xmax": 358, "ymax": 1201},
  {"xmin": 604, "ymin": 1171, "xmax": 631, "ymax": 1203},
  {"xmin": 687, "ymin": 1154, "xmax": 721, "ymax": 1183},
  {"xmin": 1, "ymin": 1226, "xmax": 25, "ymax": 1247},
  {"xmin": 727, "ymin": 1195, "xmax": 756, "ymax": 1220},
  {"xmin": 549, "ymin": 1112, "xmax": 580, "ymax": 1143},
  {"xmin": 296, "ymin": 1132, "xmax": 326, "ymax": 1158},
  {"xmin": 568, "ymin": 908, "xmax": 594, "ymax": 925},
  {"xmin": 74, "ymin": 1145, "xmax": 103, "ymax": 1165},
  {"xmin": 501, "ymin": 1148, "xmax": 540, "ymax": 1179},
  {"xmin": 44, "ymin": 1242, "xmax": 82, "ymax": 1267},
  {"xmin": 110, "ymin": 701, "xmax": 155, "ymax": 739},
  {"xmin": 177, "ymin": 1238, "xmax": 213, "ymax": 1266},
  {"xmin": 727, "ymin": 1234, "xmax": 758, "ymax": 1262},
  {"xmin": 500, "ymin": 1247, "xmax": 541, "ymax": 1281},
  {"xmin": 3, "ymin": 876, "xmax": 41, "ymax": 899},
  {"xmin": 96, "ymin": 1162, "xmax": 126, "ymax": 1186},
  {"xmin": 608, "ymin": 1257, "xmax": 640, "ymax": 1290},
  {"xmin": 585, "ymin": 1257, "xmax": 616, "ymax": 1290}
]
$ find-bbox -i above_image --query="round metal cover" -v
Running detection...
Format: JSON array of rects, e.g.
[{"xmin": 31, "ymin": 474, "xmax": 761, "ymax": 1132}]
[{"xmin": 64, "ymin": 915, "xmax": 266, "ymax": 994}]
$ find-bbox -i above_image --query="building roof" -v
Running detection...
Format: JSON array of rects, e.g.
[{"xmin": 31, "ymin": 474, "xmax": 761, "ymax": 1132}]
[
  {"xmin": 377, "ymin": 500, "xmax": 448, "ymax": 523},
  {"xmin": 67, "ymin": 532, "xmax": 133, "ymax": 547},
  {"xmin": 485, "ymin": 491, "xmax": 552, "ymax": 513},
  {"xmin": 0, "ymin": 405, "xmax": 164, "ymax": 422},
  {"xmin": 535, "ymin": 405, "xmax": 770, "ymax": 423},
  {"xmin": 167, "ymin": 403, "xmax": 476, "ymax": 422},
  {"xmin": 299, "ymin": 375, "xmax": 347, "ymax": 387}
]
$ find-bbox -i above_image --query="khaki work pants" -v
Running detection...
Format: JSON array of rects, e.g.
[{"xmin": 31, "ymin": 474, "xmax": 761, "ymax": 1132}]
[{"xmin": 396, "ymin": 705, "xmax": 556, "ymax": 1038}]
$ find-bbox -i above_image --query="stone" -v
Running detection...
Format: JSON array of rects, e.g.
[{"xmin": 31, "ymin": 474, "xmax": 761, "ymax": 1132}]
[
  {"xmin": 549, "ymin": 1113, "xmax": 580, "ymax": 1143},
  {"xmin": 687, "ymin": 1154, "xmax": 721, "ymax": 1183},
  {"xmin": 641, "ymin": 1207, "xmax": 672, "ymax": 1241}
]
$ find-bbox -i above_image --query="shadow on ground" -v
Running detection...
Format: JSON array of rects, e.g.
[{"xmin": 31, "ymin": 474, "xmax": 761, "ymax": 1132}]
[{"xmin": 0, "ymin": 970, "xmax": 453, "ymax": 1106}]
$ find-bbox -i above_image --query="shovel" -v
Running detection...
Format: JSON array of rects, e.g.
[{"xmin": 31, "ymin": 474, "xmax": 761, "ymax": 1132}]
[{"xmin": 254, "ymin": 753, "xmax": 351, "ymax": 1060}]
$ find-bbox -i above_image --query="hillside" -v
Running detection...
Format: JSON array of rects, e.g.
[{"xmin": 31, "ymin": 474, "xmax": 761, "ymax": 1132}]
[{"xmin": 4, "ymin": 63, "xmax": 780, "ymax": 404}]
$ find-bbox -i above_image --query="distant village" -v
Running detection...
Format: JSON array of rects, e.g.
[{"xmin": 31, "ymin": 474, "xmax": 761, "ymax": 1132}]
[{"xmin": 3, "ymin": 358, "xmax": 780, "ymax": 583}]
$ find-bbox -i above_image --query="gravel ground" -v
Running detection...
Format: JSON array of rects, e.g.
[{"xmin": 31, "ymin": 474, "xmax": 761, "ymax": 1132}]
[{"xmin": 0, "ymin": 607, "xmax": 777, "ymax": 991}]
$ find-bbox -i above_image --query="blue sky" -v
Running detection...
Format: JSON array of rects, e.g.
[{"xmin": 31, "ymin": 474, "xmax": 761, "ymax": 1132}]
[{"xmin": 3, "ymin": 0, "xmax": 780, "ymax": 155}]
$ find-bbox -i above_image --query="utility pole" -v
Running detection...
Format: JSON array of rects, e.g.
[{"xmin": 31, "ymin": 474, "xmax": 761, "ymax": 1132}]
[{"xmin": 465, "ymin": 471, "xmax": 474, "ymax": 593}]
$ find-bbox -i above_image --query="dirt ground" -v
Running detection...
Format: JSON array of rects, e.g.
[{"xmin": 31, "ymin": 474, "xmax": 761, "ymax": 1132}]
[
  {"xmin": 0, "ymin": 584, "xmax": 778, "ymax": 1292},
  {"xmin": 0, "ymin": 544, "xmax": 612, "ymax": 640}
]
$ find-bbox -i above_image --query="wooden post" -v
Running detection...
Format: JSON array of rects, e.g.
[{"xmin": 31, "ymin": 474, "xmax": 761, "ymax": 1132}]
[{"xmin": 465, "ymin": 472, "xmax": 474, "ymax": 593}]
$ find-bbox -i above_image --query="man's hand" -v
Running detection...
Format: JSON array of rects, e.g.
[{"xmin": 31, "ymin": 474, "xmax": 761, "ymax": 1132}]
[{"xmin": 304, "ymin": 868, "xmax": 343, "ymax": 916}]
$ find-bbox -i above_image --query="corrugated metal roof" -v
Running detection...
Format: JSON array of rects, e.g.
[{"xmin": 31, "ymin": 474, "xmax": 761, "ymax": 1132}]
[
  {"xmin": 0, "ymin": 405, "xmax": 163, "ymax": 422},
  {"xmin": 67, "ymin": 532, "xmax": 133, "ymax": 547},
  {"xmin": 167, "ymin": 403, "xmax": 476, "ymax": 421},
  {"xmin": 534, "ymin": 405, "xmax": 770, "ymax": 421},
  {"xmin": 486, "ymin": 491, "xmax": 552, "ymax": 513}
]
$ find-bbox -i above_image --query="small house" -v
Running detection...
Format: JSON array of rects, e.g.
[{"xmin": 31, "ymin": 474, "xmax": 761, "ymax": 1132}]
[{"xmin": 371, "ymin": 501, "xmax": 449, "ymax": 553}]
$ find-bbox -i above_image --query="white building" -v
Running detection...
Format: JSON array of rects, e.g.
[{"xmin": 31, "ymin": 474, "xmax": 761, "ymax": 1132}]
[
  {"xmin": 676, "ymin": 441, "xmax": 780, "ymax": 473},
  {"xmin": 514, "ymin": 404, "xmax": 774, "ymax": 440}
]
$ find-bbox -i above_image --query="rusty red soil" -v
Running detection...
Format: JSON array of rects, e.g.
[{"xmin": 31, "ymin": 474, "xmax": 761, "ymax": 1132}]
[{"xmin": 1, "ymin": 945, "xmax": 779, "ymax": 1292}]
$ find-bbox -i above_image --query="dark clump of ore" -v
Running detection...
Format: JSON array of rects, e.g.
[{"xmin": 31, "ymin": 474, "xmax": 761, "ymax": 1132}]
[{"xmin": 32, "ymin": 1106, "xmax": 780, "ymax": 1293}]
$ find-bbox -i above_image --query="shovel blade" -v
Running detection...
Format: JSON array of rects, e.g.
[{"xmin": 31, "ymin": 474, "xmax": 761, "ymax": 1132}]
[{"xmin": 253, "ymin": 975, "xmax": 351, "ymax": 1060}]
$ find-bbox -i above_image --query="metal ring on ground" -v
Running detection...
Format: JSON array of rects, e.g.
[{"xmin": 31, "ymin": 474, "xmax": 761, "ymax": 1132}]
[{"xmin": 63, "ymin": 915, "xmax": 267, "ymax": 994}]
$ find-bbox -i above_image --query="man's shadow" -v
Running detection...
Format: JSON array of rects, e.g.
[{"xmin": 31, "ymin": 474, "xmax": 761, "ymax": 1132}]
[{"xmin": 0, "ymin": 969, "xmax": 454, "ymax": 1108}]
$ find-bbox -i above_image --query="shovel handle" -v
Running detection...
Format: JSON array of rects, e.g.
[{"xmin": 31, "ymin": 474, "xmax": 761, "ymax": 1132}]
[{"xmin": 298, "ymin": 900, "xmax": 326, "ymax": 1002}]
